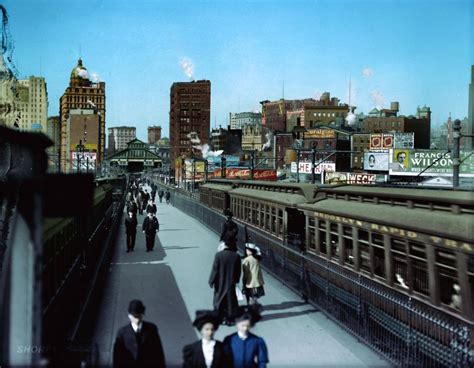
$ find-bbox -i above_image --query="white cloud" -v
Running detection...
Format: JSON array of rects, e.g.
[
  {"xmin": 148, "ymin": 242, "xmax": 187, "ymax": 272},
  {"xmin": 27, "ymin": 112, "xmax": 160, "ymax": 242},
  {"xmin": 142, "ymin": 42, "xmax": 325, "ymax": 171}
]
[{"xmin": 362, "ymin": 67, "xmax": 374, "ymax": 78}]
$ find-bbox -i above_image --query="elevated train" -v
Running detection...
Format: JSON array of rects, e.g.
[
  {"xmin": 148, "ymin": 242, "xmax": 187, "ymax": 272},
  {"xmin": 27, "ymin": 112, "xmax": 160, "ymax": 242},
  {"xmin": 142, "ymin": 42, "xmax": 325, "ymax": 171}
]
[{"xmin": 199, "ymin": 179, "xmax": 474, "ymax": 367}]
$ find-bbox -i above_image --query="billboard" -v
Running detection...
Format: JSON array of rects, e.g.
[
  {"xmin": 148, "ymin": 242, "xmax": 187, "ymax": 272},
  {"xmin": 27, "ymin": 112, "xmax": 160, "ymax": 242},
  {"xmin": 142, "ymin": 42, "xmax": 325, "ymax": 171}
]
[
  {"xmin": 370, "ymin": 133, "xmax": 393, "ymax": 151},
  {"xmin": 213, "ymin": 168, "xmax": 277, "ymax": 181},
  {"xmin": 394, "ymin": 133, "xmax": 414, "ymax": 149},
  {"xmin": 390, "ymin": 149, "xmax": 474, "ymax": 176},
  {"xmin": 71, "ymin": 152, "xmax": 97, "ymax": 171},
  {"xmin": 324, "ymin": 172, "xmax": 386, "ymax": 185},
  {"xmin": 290, "ymin": 161, "xmax": 335, "ymax": 174},
  {"xmin": 364, "ymin": 152, "xmax": 390, "ymax": 171},
  {"xmin": 185, "ymin": 160, "xmax": 205, "ymax": 180}
]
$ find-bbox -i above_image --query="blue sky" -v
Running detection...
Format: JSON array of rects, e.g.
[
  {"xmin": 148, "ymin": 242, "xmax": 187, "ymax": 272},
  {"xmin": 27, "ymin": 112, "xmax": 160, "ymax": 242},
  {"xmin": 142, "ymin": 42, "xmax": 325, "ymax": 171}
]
[{"xmin": 3, "ymin": 0, "xmax": 473, "ymax": 140}]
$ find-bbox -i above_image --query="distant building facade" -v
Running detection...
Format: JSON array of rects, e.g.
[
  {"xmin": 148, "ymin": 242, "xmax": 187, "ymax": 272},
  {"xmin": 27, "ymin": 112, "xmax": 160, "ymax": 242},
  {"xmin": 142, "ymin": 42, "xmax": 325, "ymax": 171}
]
[
  {"xmin": 242, "ymin": 122, "xmax": 263, "ymax": 151},
  {"xmin": 0, "ymin": 54, "xmax": 21, "ymax": 128},
  {"xmin": 350, "ymin": 133, "xmax": 371, "ymax": 171},
  {"xmin": 361, "ymin": 103, "xmax": 431, "ymax": 149},
  {"xmin": 60, "ymin": 58, "xmax": 106, "ymax": 172},
  {"xmin": 16, "ymin": 76, "xmax": 48, "ymax": 132},
  {"xmin": 169, "ymin": 80, "xmax": 211, "ymax": 171},
  {"xmin": 46, "ymin": 116, "xmax": 60, "ymax": 171},
  {"xmin": 261, "ymin": 93, "xmax": 349, "ymax": 133},
  {"xmin": 108, "ymin": 126, "xmax": 136, "ymax": 155},
  {"xmin": 210, "ymin": 126, "xmax": 242, "ymax": 155},
  {"xmin": 148, "ymin": 125, "xmax": 162, "ymax": 144},
  {"xmin": 229, "ymin": 111, "xmax": 261, "ymax": 129}
]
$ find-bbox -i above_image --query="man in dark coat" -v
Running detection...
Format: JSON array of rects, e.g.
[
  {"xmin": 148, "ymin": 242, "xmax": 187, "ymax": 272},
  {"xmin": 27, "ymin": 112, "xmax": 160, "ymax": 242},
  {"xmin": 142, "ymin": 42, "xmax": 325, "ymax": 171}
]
[
  {"xmin": 142, "ymin": 212, "xmax": 159, "ymax": 252},
  {"xmin": 165, "ymin": 190, "xmax": 171, "ymax": 205},
  {"xmin": 113, "ymin": 300, "xmax": 165, "ymax": 368},
  {"xmin": 127, "ymin": 200, "xmax": 138, "ymax": 218},
  {"xmin": 209, "ymin": 247, "xmax": 241, "ymax": 325},
  {"xmin": 220, "ymin": 209, "xmax": 239, "ymax": 251},
  {"xmin": 142, "ymin": 190, "xmax": 150, "ymax": 211},
  {"xmin": 145, "ymin": 199, "xmax": 157, "ymax": 215},
  {"xmin": 158, "ymin": 189, "xmax": 164, "ymax": 203},
  {"xmin": 125, "ymin": 211, "xmax": 138, "ymax": 252}
]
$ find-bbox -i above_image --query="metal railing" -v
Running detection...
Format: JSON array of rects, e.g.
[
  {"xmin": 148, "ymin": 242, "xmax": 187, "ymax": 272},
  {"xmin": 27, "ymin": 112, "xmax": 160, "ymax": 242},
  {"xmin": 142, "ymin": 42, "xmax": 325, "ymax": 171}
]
[{"xmin": 155, "ymin": 182, "xmax": 473, "ymax": 368}]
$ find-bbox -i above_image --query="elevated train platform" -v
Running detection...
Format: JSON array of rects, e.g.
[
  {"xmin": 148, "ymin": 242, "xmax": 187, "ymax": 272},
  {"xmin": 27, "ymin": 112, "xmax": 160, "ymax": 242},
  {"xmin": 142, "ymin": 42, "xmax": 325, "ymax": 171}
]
[{"xmin": 92, "ymin": 200, "xmax": 389, "ymax": 367}]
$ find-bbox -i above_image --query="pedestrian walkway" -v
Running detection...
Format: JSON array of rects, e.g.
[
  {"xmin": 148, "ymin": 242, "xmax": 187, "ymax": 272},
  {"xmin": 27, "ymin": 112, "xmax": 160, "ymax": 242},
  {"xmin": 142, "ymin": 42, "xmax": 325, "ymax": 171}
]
[{"xmin": 92, "ymin": 201, "xmax": 389, "ymax": 368}]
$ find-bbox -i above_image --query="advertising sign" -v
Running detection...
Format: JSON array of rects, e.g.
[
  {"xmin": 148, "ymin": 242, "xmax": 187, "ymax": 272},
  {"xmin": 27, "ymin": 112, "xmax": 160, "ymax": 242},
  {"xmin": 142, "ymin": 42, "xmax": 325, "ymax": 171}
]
[
  {"xmin": 370, "ymin": 133, "xmax": 393, "ymax": 151},
  {"xmin": 390, "ymin": 149, "xmax": 474, "ymax": 176},
  {"xmin": 185, "ymin": 160, "xmax": 205, "ymax": 180},
  {"xmin": 324, "ymin": 172, "xmax": 385, "ymax": 185},
  {"xmin": 364, "ymin": 152, "xmax": 390, "ymax": 171},
  {"xmin": 290, "ymin": 161, "xmax": 336, "ymax": 174},
  {"xmin": 394, "ymin": 133, "xmax": 414, "ymax": 149},
  {"xmin": 213, "ymin": 168, "xmax": 277, "ymax": 181},
  {"xmin": 305, "ymin": 128, "xmax": 336, "ymax": 139},
  {"xmin": 71, "ymin": 152, "xmax": 97, "ymax": 171}
]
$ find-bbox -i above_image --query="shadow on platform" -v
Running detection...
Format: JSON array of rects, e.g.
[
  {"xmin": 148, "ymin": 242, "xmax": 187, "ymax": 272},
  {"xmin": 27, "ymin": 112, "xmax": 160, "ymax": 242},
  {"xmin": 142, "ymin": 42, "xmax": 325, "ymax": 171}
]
[
  {"xmin": 262, "ymin": 301, "xmax": 309, "ymax": 311},
  {"xmin": 261, "ymin": 308, "xmax": 319, "ymax": 322}
]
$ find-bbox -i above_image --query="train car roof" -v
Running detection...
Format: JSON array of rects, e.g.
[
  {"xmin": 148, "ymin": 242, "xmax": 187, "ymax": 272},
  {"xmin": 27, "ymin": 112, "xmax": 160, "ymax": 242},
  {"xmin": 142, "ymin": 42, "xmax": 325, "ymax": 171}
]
[
  {"xmin": 321, "ymin": 185, "xmax": 474, "ymax": 205},
  {"xmin": 229, "ymin": 187, "xmax": 309, "ymax": 206},
  {"xmin": 298, "ymin": 199, "xmax": 474, "ymax": 247},
  {"xmin": 200, "ymin": 183, "xmax": 234, "ymax": 192}
]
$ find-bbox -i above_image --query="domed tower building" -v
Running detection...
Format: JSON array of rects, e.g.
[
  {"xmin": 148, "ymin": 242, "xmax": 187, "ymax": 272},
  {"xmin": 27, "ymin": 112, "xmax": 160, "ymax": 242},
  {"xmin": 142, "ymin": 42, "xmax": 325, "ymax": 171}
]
[{"xmin": 59, "ymin": 58, "xmax": 106, "ymax": 172}]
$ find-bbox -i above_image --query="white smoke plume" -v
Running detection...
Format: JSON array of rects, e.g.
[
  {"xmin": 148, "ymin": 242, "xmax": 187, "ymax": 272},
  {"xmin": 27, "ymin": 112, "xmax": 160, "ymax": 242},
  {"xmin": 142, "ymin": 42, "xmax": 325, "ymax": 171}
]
[
  {"xmin": 187, "ymin": 132, "xmax": 223, "ymax": 159},
  {"xmin": 370, "ymin": 90, "xmax": 385, "ymax": 109},
  {"xmin": 180, "ymin": 57, "xmax": 194, "ymax": 79},
  {"xmin": 345, "ymin": 110, "xmax": 356, "ymax": 126},
  {"xmin": 362, "ymin": 67, "xmax": 374, "ymax": 78},
  {"xmin": 87, "ymin": 100, "xmax": 97, "ymax": 109},
  {"xmin": 76, "ymin": 67, "xmax": 89, "ymax": 79},
  {"xmin": 90, "ymin": 72, "xmax": 101, "ymax": 83},
  {"xmin": 262, "ymin": 131, "xmax": 273, "ymax": 150},
  {"xmin": 313, "ymin": 90, "xmax": 322, "ymax": 100}
]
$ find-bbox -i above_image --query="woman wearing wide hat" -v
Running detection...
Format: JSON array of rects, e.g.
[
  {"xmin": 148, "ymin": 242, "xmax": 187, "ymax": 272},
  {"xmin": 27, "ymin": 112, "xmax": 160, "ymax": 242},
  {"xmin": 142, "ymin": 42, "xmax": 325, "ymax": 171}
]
[
  {"xmin": 182, "ymin": 310, "xmax": 232, "ymax": 368},
  {"xmin": 242, "ymin": 243, "xmax": 265, "ymax": 307}
]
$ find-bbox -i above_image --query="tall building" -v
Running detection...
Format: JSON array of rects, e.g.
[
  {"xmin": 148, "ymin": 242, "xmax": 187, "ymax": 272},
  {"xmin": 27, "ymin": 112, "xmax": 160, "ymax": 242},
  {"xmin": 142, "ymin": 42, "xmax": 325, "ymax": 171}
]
[
  {"xmin": 210, "ymin": 126, "xmax": 242, "ymax": 155},
  {"xmin": 63, "ymin": 109, "xmax": 101, "ymax": 172},
  {"xmin": 46, "ymin": 116, "xmax": 60, "ymax": 171},
  {"xmin": 60, "ymin": 58, "xmax": 106, "ymax": 172},
  {"xmin": 147, "ymin": 125, "xmax": 162, "ymax": 144},
  {"xmin": 229, "ymin": 112, "xmax": 261, "ymax": 129},
  {"xmin": 169, "ymin": 80, "xmax": 211, "ymax": 171},
  {"xmin": 467, "ymin": 65, "xmax": 474, "ymax": 150},
  {"xmin": 17, "ymin": 76, "xmax": 48, "ymax": 132},
  {"xmin": 108, "ymin": 126, "xmax": 136, "ymax": 155}
]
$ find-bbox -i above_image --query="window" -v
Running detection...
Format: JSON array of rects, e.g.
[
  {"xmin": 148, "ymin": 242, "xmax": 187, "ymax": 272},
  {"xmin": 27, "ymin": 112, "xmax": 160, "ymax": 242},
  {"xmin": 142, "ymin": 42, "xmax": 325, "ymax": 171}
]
[
  {"xmin": 372, "ymin": 233, "xmax": 385, "ymax": 278},
  {"xmin": 436, "ymin": 249, "xmax": 459, "ymax": 307},
  {"xmin": 358, "ymin": 230, "xmax": 370, "ymax": 274},
  {"xmin": 318, "ymin": 221, "xmax": 327, "ymax": 255}
]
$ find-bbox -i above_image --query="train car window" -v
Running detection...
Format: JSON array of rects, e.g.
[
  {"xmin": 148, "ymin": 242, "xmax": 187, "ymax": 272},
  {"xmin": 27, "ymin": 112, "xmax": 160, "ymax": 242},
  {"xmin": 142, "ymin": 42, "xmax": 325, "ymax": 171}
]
[
  {"xmin": 358, "ymin": 230, "xmax": 371, "ymax": 275},
  {"xmin": 436, "ymin": 250, "xmax": 460, "ymax": 308},
  {"xmin": 271, "ymin": 207, "xmax": 277, "ymax": 234},
  {"xmin": 308, "ymin": 218, "xmax": 316, "ymax": 251},
  {"xmin": 468, "ymin": 255, "xmax": 474, "ymax": 316},
  {"xmin": 342, "ymin": 226, "xmax": 354, "ymax": 266},
  {"xmin": 411, "ymin": 244, "xmax": 429, "ymax": 296},
  {"xmin": 330, "ymin": 233, "xmax": 339, "ymax": 260},
  {"xmin": 278, "ymin": 209, "xmax": 284, "ymax": 237},
  {"xmin": 318, "ymin": 221, "xmax": 327, "ymax": 255},
  {"xmin": 372, "ymin": 233, "xmax": 385, "ymax": 278}
]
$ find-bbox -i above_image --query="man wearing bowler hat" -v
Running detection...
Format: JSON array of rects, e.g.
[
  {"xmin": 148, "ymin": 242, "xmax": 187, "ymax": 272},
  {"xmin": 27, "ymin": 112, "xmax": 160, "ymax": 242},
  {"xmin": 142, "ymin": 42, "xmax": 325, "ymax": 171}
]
[{"xmin": 113, "ymin": 300, "xmax": 166, "ymax": 368}]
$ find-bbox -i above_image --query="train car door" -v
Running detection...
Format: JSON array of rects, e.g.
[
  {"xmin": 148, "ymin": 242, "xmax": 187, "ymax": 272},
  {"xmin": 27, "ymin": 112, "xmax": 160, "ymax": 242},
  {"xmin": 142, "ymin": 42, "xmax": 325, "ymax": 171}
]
[{"xmin": 286, "ymin": 208, "xmax": 306, "ymax": 251}]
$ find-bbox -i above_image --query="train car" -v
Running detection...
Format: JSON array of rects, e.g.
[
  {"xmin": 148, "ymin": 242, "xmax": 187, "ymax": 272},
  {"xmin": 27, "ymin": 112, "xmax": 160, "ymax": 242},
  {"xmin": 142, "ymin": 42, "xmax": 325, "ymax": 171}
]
[
  {"xmin": 42, "ymin": 182, "xmax": 114, "ymax": 354},
  {"xmin": 197, "ymin": 179, "xmax": 474, "ymax": 367}
]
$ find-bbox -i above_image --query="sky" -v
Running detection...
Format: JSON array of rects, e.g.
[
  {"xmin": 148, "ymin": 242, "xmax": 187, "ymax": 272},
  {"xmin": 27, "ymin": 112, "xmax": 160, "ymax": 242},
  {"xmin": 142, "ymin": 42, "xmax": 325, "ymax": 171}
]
[{"xmin": 2, "ymin": 0, "xmax": 473, "ymax": 141}]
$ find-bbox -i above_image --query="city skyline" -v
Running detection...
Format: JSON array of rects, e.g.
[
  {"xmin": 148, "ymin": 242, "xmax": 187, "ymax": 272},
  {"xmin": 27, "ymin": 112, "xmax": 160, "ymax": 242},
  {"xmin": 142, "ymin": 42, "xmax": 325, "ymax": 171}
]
[{"xmin": 3, "ymin": 0, "xmax": 473, "ymax": 141}]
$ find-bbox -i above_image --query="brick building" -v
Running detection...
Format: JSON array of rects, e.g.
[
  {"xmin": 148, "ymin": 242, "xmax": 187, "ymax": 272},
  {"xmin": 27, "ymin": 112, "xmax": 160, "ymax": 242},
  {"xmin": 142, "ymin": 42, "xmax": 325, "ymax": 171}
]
[
  {"xmin": 60, "ymin": 58, "xmax": 105, "ymax": 172},
  {"xmin": 169, "ymin": 80, "xmax": 211, "ymax": 171},
  {"xmin": 147, "ymin": 125, "xmax": 162, "ymax": 144}
]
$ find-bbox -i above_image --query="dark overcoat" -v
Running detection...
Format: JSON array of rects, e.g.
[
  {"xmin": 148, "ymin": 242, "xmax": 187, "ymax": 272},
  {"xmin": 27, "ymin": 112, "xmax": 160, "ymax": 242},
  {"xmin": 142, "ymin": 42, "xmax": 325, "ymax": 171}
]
[
  {"xmin": 112, "ymin": 321, "xmax": 165, "ymax": 368},
  {"xmin": 182, "ymin": 340, "xmax": 232, "ymax": 368},
  {"xmin": 142, "ymin": 216, "xmax": 159, "ymax": 234},
  {"xmin": 209, "ymin": 249, "xmax": 241, "ymax": 312},
  {"xmin": 220, "ymin": 219, "xmax": 238, "ymax": 249},
  {"xmin": 125, "ymin": 217, "xmax": 138, "ymax": 234}
]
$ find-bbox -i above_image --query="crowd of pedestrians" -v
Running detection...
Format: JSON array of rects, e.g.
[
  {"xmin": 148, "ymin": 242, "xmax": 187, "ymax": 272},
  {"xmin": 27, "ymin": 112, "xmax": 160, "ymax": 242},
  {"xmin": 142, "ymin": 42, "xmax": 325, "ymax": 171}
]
[{"xmin": 114, "ymin": 176, "xmax": 268, "ymax": 367}]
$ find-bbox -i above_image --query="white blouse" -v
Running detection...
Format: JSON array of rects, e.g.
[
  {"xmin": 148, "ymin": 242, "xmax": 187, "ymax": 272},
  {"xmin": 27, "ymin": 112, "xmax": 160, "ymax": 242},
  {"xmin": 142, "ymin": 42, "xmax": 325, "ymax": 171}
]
[{"xmin": 201, "ymin": 339, "xmax": 216, "ymax": 368}]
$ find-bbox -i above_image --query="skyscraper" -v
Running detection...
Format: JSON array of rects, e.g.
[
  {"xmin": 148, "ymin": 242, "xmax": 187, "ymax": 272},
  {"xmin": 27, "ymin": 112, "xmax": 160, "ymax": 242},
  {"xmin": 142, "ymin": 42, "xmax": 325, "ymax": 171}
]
[
  {"xmin": 17, "ymin": 76, "xmax": 48, "ymax": 132},
  {"xmin": 59, "ymin": 58, "xmax": 106, "ymax": 172},
  {"xmin": 169, "ymin": 80, "xmax": 211, "ymax": 172},
  {"xmin": 467, "ymin": 65, "xmax": 474, "ymax": 150}
]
